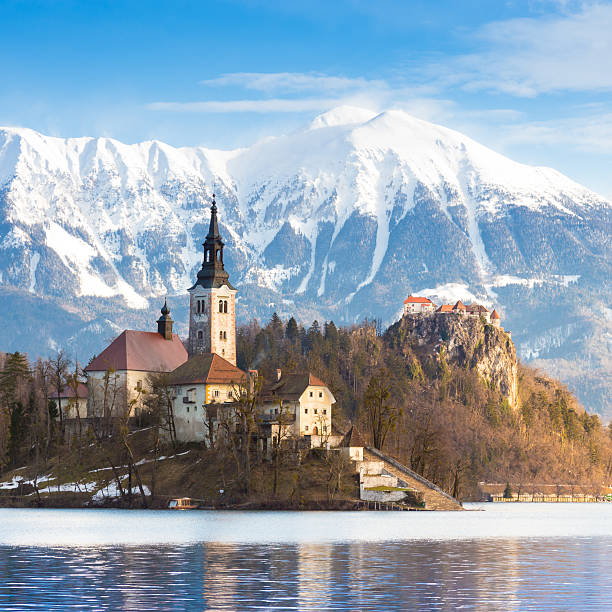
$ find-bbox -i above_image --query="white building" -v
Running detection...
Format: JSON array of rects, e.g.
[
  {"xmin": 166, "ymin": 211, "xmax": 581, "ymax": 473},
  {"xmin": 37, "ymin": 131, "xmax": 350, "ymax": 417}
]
[
  {"xmin": 403, "ymin": 295, "xmax": 436, "ymax": 315},
  {"xmin": 168, "ymin": 353, "xmax": 246, "ymax": 443},
  {"xmin": 261, "ymin": 371, "xmax": 335, "ymax": 445}
]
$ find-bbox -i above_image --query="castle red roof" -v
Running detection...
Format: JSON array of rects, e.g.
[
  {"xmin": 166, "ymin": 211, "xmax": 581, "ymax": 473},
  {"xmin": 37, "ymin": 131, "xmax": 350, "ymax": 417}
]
[
  {"xmin": 85, "ymin": 330, "xmax": 188, "ymax": 373},
  {"xmin": 436, "ymin": 304, "xmax": 454, "ymax": 313},
  {"xmin": 491, "ymin": 309, "xmax": 501, "ymax": 320},
  {"xmin": 404, "ymin": 295, "xmax": 433, "ymax": 304},
  {"xmin": 453, "ymin": 300, "xmax": 467, "ymax": 311}
]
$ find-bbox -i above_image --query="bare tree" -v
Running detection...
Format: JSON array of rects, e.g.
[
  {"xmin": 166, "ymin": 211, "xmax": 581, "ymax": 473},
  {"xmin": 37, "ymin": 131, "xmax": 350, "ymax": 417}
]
[
  {"xmin": 361, "ymin": 369, "xmax": 401, "ymax": 451},
  {"xmin": 50, "ymin": 351, "xmax": 70, "ymax": 429}
]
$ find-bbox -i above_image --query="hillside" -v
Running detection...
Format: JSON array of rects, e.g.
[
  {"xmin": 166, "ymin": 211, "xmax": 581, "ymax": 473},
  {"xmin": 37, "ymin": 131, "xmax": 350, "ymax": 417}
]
[{"xmin": 0, "ymin": 108, "xmax": 610, "ymax": 416}]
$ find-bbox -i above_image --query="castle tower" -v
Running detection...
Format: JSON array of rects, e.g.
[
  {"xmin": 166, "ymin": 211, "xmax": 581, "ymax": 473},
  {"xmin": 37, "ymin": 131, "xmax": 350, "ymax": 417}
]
[{"xmin": 187, "ymin": 195, "xmax": 237, "ymax": 364}]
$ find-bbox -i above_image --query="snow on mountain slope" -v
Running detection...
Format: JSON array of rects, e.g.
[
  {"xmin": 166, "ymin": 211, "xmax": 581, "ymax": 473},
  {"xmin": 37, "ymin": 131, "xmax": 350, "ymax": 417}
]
[{"xmin": 0, "ymin": 108, "xmax": 610, "ymax": 414}]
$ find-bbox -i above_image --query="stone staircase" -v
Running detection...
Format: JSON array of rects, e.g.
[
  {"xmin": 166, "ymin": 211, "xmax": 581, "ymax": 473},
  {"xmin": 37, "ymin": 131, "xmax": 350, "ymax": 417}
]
[{"xmin": 363, "ymin": 447, "xmax": 463, "ymax": 511}]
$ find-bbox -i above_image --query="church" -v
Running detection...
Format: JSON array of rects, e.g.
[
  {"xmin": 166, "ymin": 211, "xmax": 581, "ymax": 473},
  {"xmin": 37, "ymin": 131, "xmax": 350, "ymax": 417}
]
[{"xmin": 84, "ymin": 195, "xmax": 335, "ymax": 446}]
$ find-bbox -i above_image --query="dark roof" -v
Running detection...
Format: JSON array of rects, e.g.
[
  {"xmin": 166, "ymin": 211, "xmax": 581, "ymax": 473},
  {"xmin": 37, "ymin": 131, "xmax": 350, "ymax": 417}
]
[
  {"xmin": 341, "ymin": 425, "xmax": 367, "ymax": 448},
  {"xmin": 190, "ymin": 197, "xmax": 235, "ymax": 291},
  {"xmin": 453, "ymin": 300, "xmax": 467, "ymax": 311},
  {"xmin": 51, "ymin": 383, "xmax": 88, "ymax": 399},
  {"xmin": 262, "ymin": 372, "xmax": 328, "ymax": 401},
  {"xmin": 85, "ymin": 330, "xmax": 188, "ymax": 373},
  {"xmin": 168, "ymin": 353, "xmax": 246, "ymax": 386}
]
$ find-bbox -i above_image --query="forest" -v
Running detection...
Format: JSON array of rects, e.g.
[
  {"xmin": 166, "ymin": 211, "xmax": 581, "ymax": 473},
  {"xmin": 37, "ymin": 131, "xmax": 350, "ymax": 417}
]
[{"xmin": 0, "ymin": 313, "xmax": 610, "ymax": 502}]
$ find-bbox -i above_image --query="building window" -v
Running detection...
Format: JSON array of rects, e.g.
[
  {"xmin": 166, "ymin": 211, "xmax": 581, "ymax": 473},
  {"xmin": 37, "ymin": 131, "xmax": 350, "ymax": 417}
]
[
  {"xmin": 275, "ymin": 408, "xmax": 278, "ymax": 415},
  {"xmin": 309, "ymin": 391, "xmax": 313, "ymax": 397},
  {"xmin": 305, "ymin": 425, "xmax": 309, "ymax": 431},
  {"xmin": 197, "ymin": 331, "xmax": 203, "ymax": 341},
  {"xmin": 186, "ymin": 406, "xmax": 189, "ymax": 413},
  {"xmin": 319, "ymin": 392, "xmax": 323, "ymax": 398},
  {"xmin": 214, "ymin": 390, "xmax": 220, "ymax": 397},
  {"xmin": 314, "ymin": 409, "xmax": 318, "ymax": 415},
  {"xmin": 323, "ymin": 409, "xmax": 327, "ymax": 415},
  {"xmin": 220, "ymin": 330, "xmax": 223, "ymax": 340},
  {"xmin": 224, "ymin": 300, "xmax": 228, "ymax": 313},
  {"xmin": 219, "ymin": 300, "xmax": 223, "ymax": 313},
  {"xmin": 304, "ymin": 408, "xmax": 308, "ymax": 414},
  {"xmin": 136, "ymin": 380, "xmax": 142, "ymax": 391}
]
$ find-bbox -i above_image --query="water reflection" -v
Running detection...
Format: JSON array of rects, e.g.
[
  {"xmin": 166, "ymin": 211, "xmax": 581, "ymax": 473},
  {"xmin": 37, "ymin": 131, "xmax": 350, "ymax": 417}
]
[{"xmin": 1, "ymin": 537, "xmax": 611, "ymax": 610}]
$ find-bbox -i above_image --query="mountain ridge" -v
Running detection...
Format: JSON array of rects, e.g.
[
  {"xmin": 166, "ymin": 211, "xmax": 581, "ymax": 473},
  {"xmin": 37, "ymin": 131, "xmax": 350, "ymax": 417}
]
[{"xmin": 0, "ymin": 108, "xmax": 609, "ymax": 415}]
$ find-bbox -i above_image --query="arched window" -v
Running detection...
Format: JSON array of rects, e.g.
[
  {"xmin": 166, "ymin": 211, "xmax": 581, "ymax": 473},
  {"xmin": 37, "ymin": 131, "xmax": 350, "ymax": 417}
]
[
  {"xmin": 196, "ymin": 300, "xmax": 200, "ymax": 314},
  {"xmin": 219, "ymin": 300, "xmax": 223, "ymax": 313},
  {"xmin": 219, "ymin": 331, "xmax": 223, "ymax": 340},
  {"xmin": 197, "ymin": 331, "xmax": 203, "ymax": 341},
  {"xmin": 223, "ymin": 300, "xmax": 228, "ymax": 313}
]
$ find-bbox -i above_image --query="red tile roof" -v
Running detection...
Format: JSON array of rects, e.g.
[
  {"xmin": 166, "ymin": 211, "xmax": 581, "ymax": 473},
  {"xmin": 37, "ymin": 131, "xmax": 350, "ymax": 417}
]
[
  {"xmin": 491, "ymin": 309, "xmax": 501, "ymax": 319},
  {"xmin": 404, "ymin": 295, "xmax": 433, "ymax": 304},
  {"xmin": 85, "ymin": 330, "xmax": 188, "ymax": 373},
  {"xmin": 168, "ymin": 353, "xmax": 246, "ymax": 386},
  {"xmin": 436, "ymin": 304, "xmax": 454, "ymax": 313},
  {"xmin": 453, "ymin": 300, "xmax": 467, "ymax": 311}
]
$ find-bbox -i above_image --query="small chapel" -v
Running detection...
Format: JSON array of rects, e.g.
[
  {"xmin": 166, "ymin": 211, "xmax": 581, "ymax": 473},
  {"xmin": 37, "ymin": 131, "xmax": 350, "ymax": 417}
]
[{"xmin": 84, "ymin": 195, "xmax": 335, "ymax": 447}]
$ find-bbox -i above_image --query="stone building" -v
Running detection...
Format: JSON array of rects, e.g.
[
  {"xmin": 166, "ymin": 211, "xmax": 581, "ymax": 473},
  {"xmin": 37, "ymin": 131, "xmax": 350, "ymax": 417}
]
[
  {"xmin": 187, "ymin": 195, "xmax": 237, "ymax": 365},
  {"xmin": 84, "ymin": 301, "xmax": 188, "ymax": 418}
]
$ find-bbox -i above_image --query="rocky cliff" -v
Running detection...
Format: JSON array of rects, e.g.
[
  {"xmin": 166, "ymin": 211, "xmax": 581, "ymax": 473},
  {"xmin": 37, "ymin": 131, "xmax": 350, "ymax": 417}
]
[{"xmin": 386, "ymin": 314, "xmax": 518, "ymax": 409}]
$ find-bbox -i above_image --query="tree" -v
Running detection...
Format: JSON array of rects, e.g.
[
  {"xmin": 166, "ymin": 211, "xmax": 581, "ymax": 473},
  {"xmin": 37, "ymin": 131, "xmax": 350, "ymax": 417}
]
[
  {"xmin": 361, "ymin": 369, "xmax": 401, "ymax": 451},
  {"xmin": 50, "ymin": 351, "xmax": 70, "ymax": 428}
]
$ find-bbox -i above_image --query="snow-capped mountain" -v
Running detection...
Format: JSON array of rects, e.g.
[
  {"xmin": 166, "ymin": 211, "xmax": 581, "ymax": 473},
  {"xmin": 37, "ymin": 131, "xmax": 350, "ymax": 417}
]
[{"xmin": 0, "ymin": 107, "xmax": 610, "ymax": 415}]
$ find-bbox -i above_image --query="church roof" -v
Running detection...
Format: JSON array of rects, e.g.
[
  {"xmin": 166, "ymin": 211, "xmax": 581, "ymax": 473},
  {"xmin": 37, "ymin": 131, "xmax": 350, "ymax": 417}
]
[
  {"xmin": 85, "ymin": 330, "xmax": 188, "ymax": 373},
  {"xmin": 262, "ymin": 372, "xmax": 329, "ymax": 401},
  {"xmin": 168, "ymin": 353, "xmax": 246, "ymax": 386},
  {"xmin": 51, "ymin": 383, "xmax": 88, "ymax": 399}
]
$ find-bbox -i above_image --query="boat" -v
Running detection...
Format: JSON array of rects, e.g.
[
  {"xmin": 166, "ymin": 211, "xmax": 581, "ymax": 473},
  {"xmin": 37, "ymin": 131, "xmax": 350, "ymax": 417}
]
[{"xmin": 168, "ymin": 497, "xmax": 199, "ymax": 509}]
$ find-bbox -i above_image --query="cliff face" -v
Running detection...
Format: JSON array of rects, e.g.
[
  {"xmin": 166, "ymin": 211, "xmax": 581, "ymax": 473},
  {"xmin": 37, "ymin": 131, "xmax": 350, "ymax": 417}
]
[{"xmin": 387, "ymin": 314, "xmax": 519, "ymax": 409}]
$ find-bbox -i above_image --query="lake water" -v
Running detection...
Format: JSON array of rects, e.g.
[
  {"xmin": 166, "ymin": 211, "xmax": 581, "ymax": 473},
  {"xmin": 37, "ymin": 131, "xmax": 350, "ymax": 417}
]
[{"xmin": 1, "ymin": 503, "xmax": 611, "ymax": 610}]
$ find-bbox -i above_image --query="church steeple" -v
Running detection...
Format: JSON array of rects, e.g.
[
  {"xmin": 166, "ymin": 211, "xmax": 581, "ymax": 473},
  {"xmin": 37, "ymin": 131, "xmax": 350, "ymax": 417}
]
[
  {"xmin": 190, "ymin": 194, "xmax": 234, "ymax": 290},
  {"xmin": 187, "ymin": 194, "xmax": 238, "ymax": 364}
]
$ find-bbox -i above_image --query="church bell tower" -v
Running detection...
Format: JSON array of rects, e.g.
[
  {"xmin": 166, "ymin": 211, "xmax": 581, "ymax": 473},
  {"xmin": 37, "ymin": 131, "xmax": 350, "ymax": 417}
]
[{"xmin": 187, "ymin": 195, "xmax": 237, "ymax": 365}]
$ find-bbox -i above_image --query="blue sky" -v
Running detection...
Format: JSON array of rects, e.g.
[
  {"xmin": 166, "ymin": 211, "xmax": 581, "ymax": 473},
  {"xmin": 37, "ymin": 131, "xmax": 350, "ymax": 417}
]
[{"xmin": 2, "ymin": 0, "xmax": 612, "ymax": 196}]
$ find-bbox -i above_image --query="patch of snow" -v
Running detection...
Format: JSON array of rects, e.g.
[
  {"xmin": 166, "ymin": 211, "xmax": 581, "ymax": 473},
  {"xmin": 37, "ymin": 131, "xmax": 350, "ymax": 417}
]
[
  {"xmin": 419, "ymin": 283, "xmax": 491, "ymax": 307},
  {"xmin": 28, "ymin": 251, "xmax": 39, "ymax": 292}
]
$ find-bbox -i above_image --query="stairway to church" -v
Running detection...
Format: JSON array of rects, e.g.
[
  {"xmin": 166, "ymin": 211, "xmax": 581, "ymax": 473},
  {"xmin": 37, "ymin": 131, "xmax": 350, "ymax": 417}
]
[{"xmin": 363, "ymin": 448, "xmax": 463, "ymax": 511}]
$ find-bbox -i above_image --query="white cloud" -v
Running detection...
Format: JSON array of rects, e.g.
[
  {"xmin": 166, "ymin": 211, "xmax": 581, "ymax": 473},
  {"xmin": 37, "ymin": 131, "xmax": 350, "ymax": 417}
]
[
  {"xmin": 446, "ymin": 3, "xmax": 612, "ymax": 96},
  {"xmin": 147, "ymin": 98, "xmax": 348, "ymax": 113},
  {"xmin": 200, "ymin": 72, "xmax": 387, "ymax": 94},
  {"xmin": 499, "ymin": 112, "xmax": 612, "ymax": 153}
]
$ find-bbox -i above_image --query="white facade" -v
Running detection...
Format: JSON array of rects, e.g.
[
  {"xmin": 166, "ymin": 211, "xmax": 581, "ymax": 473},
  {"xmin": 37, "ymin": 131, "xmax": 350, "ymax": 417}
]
[
  {"xmin": 171, "ymin": 381, "xmax": 238, "ymax": 442},
  {"xmin": 262, "ymin": 384, "xmax": 334, "ymax": 440},
  {"xmin": 403, "ymin": 299, "xmax": 435, "ymax": 315}
]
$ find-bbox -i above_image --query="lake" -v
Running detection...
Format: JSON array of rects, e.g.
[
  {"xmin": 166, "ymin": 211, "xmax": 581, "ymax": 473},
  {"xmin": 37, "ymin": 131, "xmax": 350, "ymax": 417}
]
[{"xmin": 1, "ymin": 503, "xmax": 611, "ymax": 610}]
